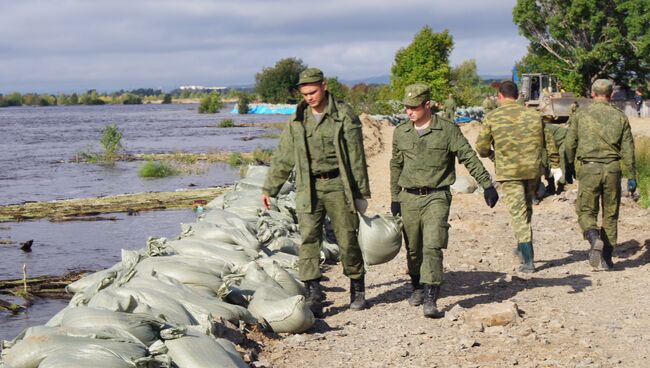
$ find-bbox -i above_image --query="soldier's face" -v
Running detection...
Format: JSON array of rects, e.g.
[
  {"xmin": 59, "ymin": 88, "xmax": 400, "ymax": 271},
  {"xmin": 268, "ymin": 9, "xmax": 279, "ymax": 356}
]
[
  {"xmin": 405, "ymin": 102, "xmax": 430, "ymax": 123},
  {"xmin": 299, "ymin": 82, "xmax": 327, "ymax": 109}
]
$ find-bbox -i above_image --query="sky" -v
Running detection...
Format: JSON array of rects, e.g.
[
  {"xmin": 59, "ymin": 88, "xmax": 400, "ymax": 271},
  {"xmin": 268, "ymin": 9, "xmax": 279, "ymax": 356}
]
[{"xmin": 0, "ymin": 0, "xmax": 529, "ymax": 94}]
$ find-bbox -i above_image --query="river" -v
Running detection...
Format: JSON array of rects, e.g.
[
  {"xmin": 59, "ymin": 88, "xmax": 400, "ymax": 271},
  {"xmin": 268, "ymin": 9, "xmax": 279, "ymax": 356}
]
[{"xmin": 0, "ymin": 103, "xmax": 284, "ymax": 340}]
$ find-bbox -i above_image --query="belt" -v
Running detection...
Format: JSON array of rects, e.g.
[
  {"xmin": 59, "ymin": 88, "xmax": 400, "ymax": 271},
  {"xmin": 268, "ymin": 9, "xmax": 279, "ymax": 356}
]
[
  {"xmin": 403, "ymin": 186, "xmax": 449, "ymax": 195},
  {"xmin": 581, "ymin": 159, "xmax": 619, "ymax": 165},
  {"xmin": 312, "ymin": 169, "xmax": 340, "ymax": 180}
]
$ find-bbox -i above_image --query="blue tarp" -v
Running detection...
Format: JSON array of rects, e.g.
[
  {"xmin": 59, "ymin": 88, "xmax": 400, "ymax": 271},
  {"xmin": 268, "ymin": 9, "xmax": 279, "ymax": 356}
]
[{"xmin": 231, "ymin": 104, "xmax": 296, "ymax": 115}]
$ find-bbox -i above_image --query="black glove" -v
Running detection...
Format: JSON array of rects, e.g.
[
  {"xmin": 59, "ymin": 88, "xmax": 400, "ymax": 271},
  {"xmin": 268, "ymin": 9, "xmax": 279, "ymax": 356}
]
[
  {"xmin": 390, "ymin": 201, "xmax": 401, "ymax": 216},
  {"xmin": 565, "ymin": 162, "xmax": 575, "ymax": 184},
  {"xmin": 484, "ymin": 186, "xmax": 499, "ymax": 208}
]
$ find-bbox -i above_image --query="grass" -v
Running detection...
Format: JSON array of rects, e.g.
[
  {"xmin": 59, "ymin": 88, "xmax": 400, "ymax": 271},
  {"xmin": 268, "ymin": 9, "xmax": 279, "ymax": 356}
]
[
  {"xmin": 635, "ymin": 137, "xmax": 650, "ymax": 208},
  {"xmin": 227, "ymin": 152, "xmax": 248, "ymax": 167},
  {"xmin": 78, "ymin": 124, "xmax": 124, "ymax": 165},
  {"xmin": 138, "ymin": 160, "xmax": 179, "ymax": 178},
  {"xmin": 218, "ymin": 118, "xmax": 235, "ymax": 128},
  {"xmin": 252, "ymin": 147, "xmax": 274, "ymax": 165}
]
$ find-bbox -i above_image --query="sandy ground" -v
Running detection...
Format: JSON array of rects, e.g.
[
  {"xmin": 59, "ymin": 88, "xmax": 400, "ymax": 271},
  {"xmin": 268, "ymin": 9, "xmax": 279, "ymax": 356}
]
[{"xmin": 256, "ymin": 117, "xmax": 650, "ymax": 368}]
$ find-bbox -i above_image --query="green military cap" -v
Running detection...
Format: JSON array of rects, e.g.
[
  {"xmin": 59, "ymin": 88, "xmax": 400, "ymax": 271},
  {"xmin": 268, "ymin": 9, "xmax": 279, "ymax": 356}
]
[
  {"xmin": 592, "ymin": 79, "xmax": 613, "ymax": 95},
  {"xmin": 402, "ymin": 83, "xmax": 430, "ymax": 106},
  {"xmin": 298, "ymin": 68, "xmax": 324, "ymax": 85}
]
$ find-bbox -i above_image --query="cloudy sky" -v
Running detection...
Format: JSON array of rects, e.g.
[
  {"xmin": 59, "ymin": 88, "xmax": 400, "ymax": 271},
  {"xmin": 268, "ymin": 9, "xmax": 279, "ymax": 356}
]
[{"xmin": 0, "ymin": 0, "xmax": 529, "ymax": 93}]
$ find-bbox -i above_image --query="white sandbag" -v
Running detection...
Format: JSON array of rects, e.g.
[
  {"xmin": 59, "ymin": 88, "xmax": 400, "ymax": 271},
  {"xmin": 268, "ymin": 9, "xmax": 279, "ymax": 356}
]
[
  {"xmin": 321, "ymin": 237, "xmax": 340, "ymax": 262},
  {"xmin": 135, "ymin": 255, "xmax": 226, "ymax": 296},
  {"xmin": 181, "ymin": 220, "xmax": 260, "ymax": 251},
  {"xmin": 164, "ymin": 329, "xmax": 248, "ymax": 368},
  {"xmin": 357, "ymin": 213, "xmax": 403, "ymax": 266},
  {"xmin": 205, "ymin": 193, "xmax": 226, "ymax": 210},
  {"xmin": 265, "ymin": 236, "xmax": 300, "ymax": 255},
  {"xmin": 247, "ymin": 287, "xmax": 314, "ymax": 333},
  {"xmin": 2, "ymin": 326, "xmax": 148, "ymax": 368},
  {"xmin": 199, "ymin": 208, "xmax": 245, "ymax": 227},
  {"xmin": 258, "ymin": 259, "xmax": 307, "ymax": 296},
  {"xmin": 60, "ymin": 306, "xmax": 164, "ymax": 346},
  {"xmin": 65, "ymin": 262, "xmax": 123, "ymax": 294},
  {"xmin": 264, "ymin": 250, "xmax": 299, "ymax": 270},
  {"xmin": 167, "ymin": 238, "xmax": 255, "ymax": 266},
  {"xmin": 451, "ymin": 175, "xmax": 479, "ymax": 194}
]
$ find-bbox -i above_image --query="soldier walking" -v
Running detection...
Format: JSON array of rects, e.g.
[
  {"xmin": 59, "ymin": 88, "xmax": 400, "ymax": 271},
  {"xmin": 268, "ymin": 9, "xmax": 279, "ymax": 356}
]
[
  {"xmin": 390, "ymin": 83, "xmax": 499, "ymax": 318},
  {"xmin": 443, "ymin": 93, "xmax": 457, "ymax": 122},
  {"xmin": 262, "ymin": 68, "xmax": 371, "ymax": 315},
  {"xmin": 564, "ymin": 79, "xmax": 637, "ymax": 270},
  {"xmin": 476, "ymin": 81, "xmax": 560, "ymax": 273}
]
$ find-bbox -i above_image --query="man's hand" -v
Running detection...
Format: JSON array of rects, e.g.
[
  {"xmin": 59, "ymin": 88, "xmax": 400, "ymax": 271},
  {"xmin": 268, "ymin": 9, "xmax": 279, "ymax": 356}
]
[
  {"xmin": 261, "ymin": 194, "xmax": 272, "ymax": 210},
  {"xmin": 628, "ymin": 178, "xmax": 637, "ymax": 194},
  {"xmin": 483, "ymin": 186, "xmax": 499, "ymax": 208},
  {"xmin": 550, "ymin": 168, "xmax": 563, "ymax": 186},
  {"xmin": 390, "ymin": 201, "xmax": 401, "ymax": 217},
  {"xmin": 354, "ymin": 198, "xmax": 368, "ymax": 214}
]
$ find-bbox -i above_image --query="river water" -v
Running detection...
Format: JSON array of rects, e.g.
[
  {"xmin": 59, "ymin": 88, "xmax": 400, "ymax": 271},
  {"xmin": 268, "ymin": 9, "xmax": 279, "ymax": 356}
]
[{"xmin": 0, "ymin": 103, "xmax": 285, "ymax": 340}]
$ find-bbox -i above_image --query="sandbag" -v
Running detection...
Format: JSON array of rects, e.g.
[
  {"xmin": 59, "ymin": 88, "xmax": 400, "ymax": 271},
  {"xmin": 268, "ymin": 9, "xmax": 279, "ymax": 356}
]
[
  {"xmin": 357, "ymin": 213, "xmax": 403, "ymax": 266},
  {"xmin": 164, "ymin": 329, "xmax": 248, "ymax": 368},
  {"xmin": 60, "ymin": 306, "xmax": 164, "ymax": 346},
  {"xmin": 181, "ymin": 221, "xmax": 260, "ymax": 251},
  {"xmin": 247, "ymin": 287, "xmax": 314, "ymax": 333},
  {"xmin": 167, "ymin": 238, "xmax": 255, "ymax": 266},
  {"xmin": 258, "ymin": 259, "xmax": 307, "ymax": 296},
  {"xmin": 134, "ymin": 255, "xmax": 226, "ymax": 296}
]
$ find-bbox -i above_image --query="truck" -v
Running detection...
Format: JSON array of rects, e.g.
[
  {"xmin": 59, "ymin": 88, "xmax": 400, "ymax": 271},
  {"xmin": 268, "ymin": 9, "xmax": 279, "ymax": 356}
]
[{"xmin": 519, "ymin": 73, "xmax": 591, "ymax": 122}]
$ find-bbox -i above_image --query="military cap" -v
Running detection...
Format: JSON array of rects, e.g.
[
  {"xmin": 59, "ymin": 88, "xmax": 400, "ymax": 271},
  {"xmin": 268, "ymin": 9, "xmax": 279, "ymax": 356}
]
[
  {"xmin": 403, "ymin": 83, "xmax": 430, "ymax": 106},
  {"xmin": 592, "ymin": 79, "xmax": 613, "ymax": 96},
  {"xmin": 298, "ymin": 68, "xmax": 324, "ymax": 85}
]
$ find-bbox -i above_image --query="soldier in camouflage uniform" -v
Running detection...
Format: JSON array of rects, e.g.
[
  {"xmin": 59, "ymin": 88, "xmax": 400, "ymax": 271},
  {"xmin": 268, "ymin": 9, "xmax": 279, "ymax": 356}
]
[
  {"xmin": 443, "ymin": 94, "xmax": 457, "ymax": 122},
  {"xmin": 262, "ymin": 68, "xmax": 371, "ymax": 315},
  {"xmin": 391, "ymin": 83, "xmax": 499, "ymax": 318},
  {"xmin": 564, "ymin": 79, "xmax": 637, "ymax": 270},
  {"xmin": 476, "ymin": 81, "xmax": 560, "ymax": 273}
]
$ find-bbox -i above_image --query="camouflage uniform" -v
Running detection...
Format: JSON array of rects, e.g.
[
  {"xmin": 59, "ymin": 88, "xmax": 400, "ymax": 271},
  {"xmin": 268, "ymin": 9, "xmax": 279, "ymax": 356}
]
[
  {"xmin": 262, "ymin": 76, "xmax": 370, "ymax": 282},
  {"xmin": 476, "ymin": 100, "xmax": 559, "ymax": 271},
  {"xmin": 482, "ymin": 97, "xmax": 498, "ymax": 113},
  {"xmin": 391, "ymin": 88, "xmax": 493, "ymax": 286},
  {"xmin": 564, "ymin": 87, "xmax": 636, "ymax": 251},
  {"xmin": 443, "ymin": 97, "xmax": 457, "ymax": 122}
]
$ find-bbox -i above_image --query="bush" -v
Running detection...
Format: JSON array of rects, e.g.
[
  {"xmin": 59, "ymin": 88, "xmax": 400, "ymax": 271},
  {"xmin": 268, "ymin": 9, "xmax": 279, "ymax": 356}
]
[
  {"xmin": 198, "ymin": 92, "xmax": 224, "ymax": 113},
  {"xmin": 252, "ymin": 147, "xmax": 274, "ymax": 165},
  {"xmin": 227, "ymin": 152, "xmax": 249, "ymax": 167},
  {"xmin": 138, "ymin": 160, "xmax": 179, "ymax": 178},
  {"xmin": 237, "ymin": 93, "xmax": 251, "ymax": 114},
  {"xmin": 99, "ymin": 124, "xmax": 123, "ymax": 162},
  {"xmin": 635, "ymin": 137, "xmax": 650, "ymax": 208},
  {"xmin": 119, "ymin": 93, "xmax": 143, "ymax": 105},
  {"xmin": 218, "ymin": 119, "xmax": 235, "ymax": 128},
  {"xmin": 162, "ymin": 94, "xmax": 173, "ymax": 104}
]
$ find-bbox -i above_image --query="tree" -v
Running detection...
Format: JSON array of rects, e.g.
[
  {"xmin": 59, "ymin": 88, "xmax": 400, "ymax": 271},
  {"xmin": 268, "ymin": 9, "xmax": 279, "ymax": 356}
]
[
  {"xmin": 198, "ymin": 92, "xmax": 224, "ymax": 113},
  {"xmin": 325, "ymin": 77, "xmax": 349, "ymax": 101},
  {"xmin": 237, "ymin": 92, "xmax": 251, "ymax": 114},
  {"xmin": 255, "ymin": 57, "xmax": 307, "ymax": 103},
  {"xmin": 451, "ymin": 59, "xmax": 483, "ymax": 106},
  {"xmin": 161, "ymin": 94, "xmax": 173, "ymax": 104},
  {"xmin": 513, "ymin": 0, "xmax": 650, "ymax": 95},
  {"xmin": 391, "ymin": 26, "xmax": 454, "ymax": 103}
]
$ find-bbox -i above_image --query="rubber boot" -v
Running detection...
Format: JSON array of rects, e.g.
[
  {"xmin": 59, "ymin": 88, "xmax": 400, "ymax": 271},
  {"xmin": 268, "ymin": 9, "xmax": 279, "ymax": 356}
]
[
  {"xmin": 513, "ymin": 244, "xmax": 524, "ymax": 264},
  {"xmin": 408, "ymin": 274, "xmax": 424, "ymax": 306},
  {"xmin": 585, "ymin": 229, "xmax": 604, "ymax": 269},
  {"xmin": 518, "ymin": 242, "xmax": 535, "ymax": 273},
  {"xmin": 601, "ymin": 243, "xmax": 614, "ymax": 271},
  {"xmin": 349, "ymin": 278, "xmax": 367, "ymax": 311},
  {"xmin": 422, "ymin": 284, "xmax": 444, "ymax": 318},
  {"xmin": 304, "ymin": 280, "xmax": 324, "ymax": 317}
]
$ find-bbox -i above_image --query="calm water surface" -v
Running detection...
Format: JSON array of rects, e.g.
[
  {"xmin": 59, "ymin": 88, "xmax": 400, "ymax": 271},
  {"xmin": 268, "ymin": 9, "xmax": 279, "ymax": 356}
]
[{"xmin": 0, "ymin": 104, "xmax": 284, "ymax": 340}]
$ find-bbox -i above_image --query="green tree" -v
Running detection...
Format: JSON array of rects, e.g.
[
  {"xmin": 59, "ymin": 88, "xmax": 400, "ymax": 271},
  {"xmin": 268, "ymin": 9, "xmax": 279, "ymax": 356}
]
[
  {"xmin": 391, "ymin": 26, "xmax": 454, "ymax": 103},
  {"xmin": 255, "ymin": 57, "xmax": 307, "ymax": 103},
  {"xmin": 69, "ymin": 93, "xmax": 79, "ymax": 105},
  {"xmin": 161, "ymin": 94, "xmax": 173, "ymax": 104},
  {"xmin": 198, "ymin": 91, "xmax": 224, "ymax": 113},
  {"xmin": 118, "ymin": 93, "xmax": 143, "ymax": 105},
  {"xmin": 237, "ymin": 92, "xmax": 251, "ymax": 114},
  {"xmin": 451, "ymin": 59, "xmax": 483, "ymax": 106},
  {"xmin": 513, "ymin": 0, "xmax": 650, "ymax": 95},
  {"xmin": 325, "ymin": 77, "xmax": 349, "ymax": 101}
]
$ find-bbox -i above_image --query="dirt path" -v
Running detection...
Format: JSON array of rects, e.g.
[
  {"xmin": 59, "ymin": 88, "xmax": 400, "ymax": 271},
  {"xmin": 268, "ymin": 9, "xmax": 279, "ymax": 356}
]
[{"xmin": 258, "ymin": 117, "xmax": 650, "ymax": 368}]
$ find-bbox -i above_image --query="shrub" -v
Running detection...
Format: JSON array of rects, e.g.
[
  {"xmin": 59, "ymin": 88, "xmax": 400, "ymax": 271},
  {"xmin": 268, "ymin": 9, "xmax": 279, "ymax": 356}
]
[
  {"xmin": 635, "ymin": 137, "xmax": 650, "ymax": 208},
  {"xmin": 252, "ymin": 147, "xmax": 274, "ymax": 165},
  {"xmin": 162, "ymin": 94, "xmax": 173, "ymax": 104},
  {"xmin": 138, "ymin": 160, "xmax": 179, "ymax": 178},
  {"xmin": 198, "ymin": 92, "xmax": 224, "ymax": 113},
  {"xmin": 99, "ymin": 124, "xmax": 124, "ymax": 162},
  {"xmin": 227, "ymin": 152, "xmax": 249, "ymax": 167},
  {"xmin": 218, "ymin": 119, "xmax": 235, "ymax": 128},
  {"xmin": 237, "ymin": 93, "xmax": 251, "ymax": 114}
]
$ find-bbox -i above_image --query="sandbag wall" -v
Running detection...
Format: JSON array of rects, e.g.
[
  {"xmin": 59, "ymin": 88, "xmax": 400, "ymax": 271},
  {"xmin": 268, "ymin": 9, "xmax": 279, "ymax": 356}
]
[{"xmin": 0, "ymin": 166, "xmax": 337, "ymax": 368}]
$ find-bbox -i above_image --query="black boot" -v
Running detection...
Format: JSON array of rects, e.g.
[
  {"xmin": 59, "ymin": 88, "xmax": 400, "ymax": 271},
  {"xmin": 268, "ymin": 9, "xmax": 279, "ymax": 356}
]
[
  {"xmin": 513, "ymin": 244, "xmax": 524, "ymax": 264},
  {"xmin": 601, "ymin": 243, "xmax": 614, "ymax": 270},
  {"xmin": 304, "ymin": 279, "xmax": 324, "ymax": 317},
  {"xmin": 349, "ymin": 278, "xmax": 367, "ymax": 311},
  {"xmin": 585, "ymin": 229, "xmax": 604, "ymax": 269},
  {"xmin": 518, "ymin": 242, "xmax": 535, "ymax": 273},
  {"xmin": 408, "ymin": 274, "xmax": 424, "ymax": 306},
  {"xmin": 422, "ymin": 284, "xmax": 444, "ymax": 318}
]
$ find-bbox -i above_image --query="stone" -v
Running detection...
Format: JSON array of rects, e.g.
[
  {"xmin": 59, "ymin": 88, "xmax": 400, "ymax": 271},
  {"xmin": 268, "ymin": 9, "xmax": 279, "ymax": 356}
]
[{"xmin": 464, "ymin": 301, "xmax": 520, "ymax": 327}]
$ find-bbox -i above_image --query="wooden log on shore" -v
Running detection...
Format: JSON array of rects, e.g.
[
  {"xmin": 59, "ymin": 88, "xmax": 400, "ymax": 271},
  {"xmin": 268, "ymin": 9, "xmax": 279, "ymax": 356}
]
[
  {"xmin": 0, "ymin": 270, "xmax": 89, "ymax": 300},
  {"xmin": 0, "ymin": 187, "xmax": 227, "ymax": 222}
]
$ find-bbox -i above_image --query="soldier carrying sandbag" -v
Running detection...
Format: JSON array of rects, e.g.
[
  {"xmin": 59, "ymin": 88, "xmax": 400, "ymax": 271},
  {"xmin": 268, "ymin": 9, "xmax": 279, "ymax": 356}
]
[{"xmin": 262, "ymin": 68, "xmax": 371, "ymax": 316}]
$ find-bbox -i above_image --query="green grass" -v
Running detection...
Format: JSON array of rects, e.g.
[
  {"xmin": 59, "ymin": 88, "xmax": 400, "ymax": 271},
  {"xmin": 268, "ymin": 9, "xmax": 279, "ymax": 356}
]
[
  {"xmin": 227, "ymin": 152, "xmax": 249, "ymax": 167},
  {"xmin": 138, "ymin": 160, "xmax": 179, "ymax": 178},
  {"xmin": 635, "ymin": 137, "xmax": 650, "ymax": 208},
  {"xmin": 218, "ymin": 119, "xmax": 235, "ymax": 128},
  {"xmin": 252, "ymin": 147, "xmax": 274, "ymax": 165}
]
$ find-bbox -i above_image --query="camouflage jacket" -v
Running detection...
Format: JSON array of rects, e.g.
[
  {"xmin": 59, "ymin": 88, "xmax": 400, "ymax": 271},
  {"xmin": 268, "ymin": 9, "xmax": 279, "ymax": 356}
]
[
  {"xmin": 565, "ymin": 100, "xmax": 636, "ymax": 179},
  {"xmin": 476, "ymin": 100, "xmax": 559, "ymax": 181},
  {"xmin": 262, "ymin": 93, "xmax": 371, "ymax": 213},
  {"xmin": 390, "ymin": 115, "xmax": 492, "ymax": 201}
]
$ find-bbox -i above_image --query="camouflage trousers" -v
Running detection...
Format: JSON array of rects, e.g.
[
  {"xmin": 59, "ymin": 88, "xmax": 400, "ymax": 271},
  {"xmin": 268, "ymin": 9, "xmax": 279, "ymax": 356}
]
[
  {"xmin": 576, "ymin": 161, "xmax": 621, "ymax": 246},
  {"xmin": 296, "ymin": 177, "xmax": 364, "ymax": 281},
  {"xmin": 399, "ymin": 189, "xmax": 451, "ymax": 285},
  {"xmin": 500, "ymin": 180, "xmax": 537, "ymax": 243}
]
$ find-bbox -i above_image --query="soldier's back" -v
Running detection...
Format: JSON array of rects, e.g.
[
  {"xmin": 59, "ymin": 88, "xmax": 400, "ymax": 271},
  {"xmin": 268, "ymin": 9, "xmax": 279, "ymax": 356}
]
[{"xmin": 574, "ymin": 101, "xmax": 628, "ymax": 161}]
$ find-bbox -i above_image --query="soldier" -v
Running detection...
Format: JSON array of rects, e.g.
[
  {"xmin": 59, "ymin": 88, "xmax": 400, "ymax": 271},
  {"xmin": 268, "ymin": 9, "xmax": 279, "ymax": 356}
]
[
  {"xmin": 564, "ymin": 79, "xmax": 636, "ymax": 270},
  {"xmin": 476, "ymin": 81, "xmax": 560, "ymax": 273},
  {"xmin": 261, "ymin": 68, "xmax": 371, "ymax": 315},
  {"xmin": 390, "ymin": 83, "xmax": 499, "ymax": 318},
  {"xmin": 443, "ymin": 93, "xmax": 457, "ymax": 122}
]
